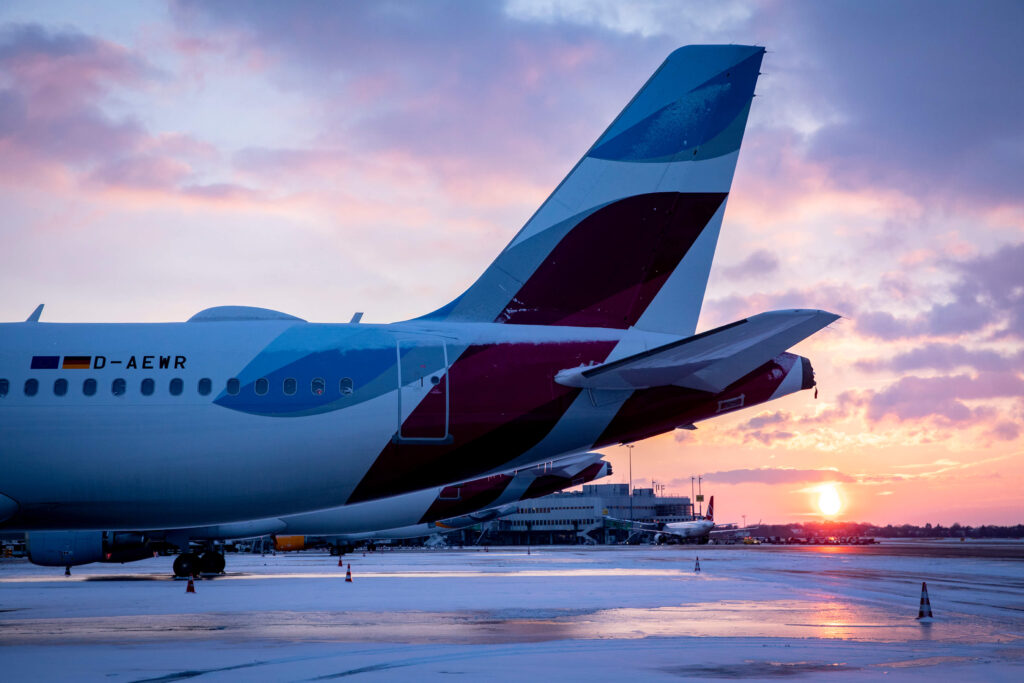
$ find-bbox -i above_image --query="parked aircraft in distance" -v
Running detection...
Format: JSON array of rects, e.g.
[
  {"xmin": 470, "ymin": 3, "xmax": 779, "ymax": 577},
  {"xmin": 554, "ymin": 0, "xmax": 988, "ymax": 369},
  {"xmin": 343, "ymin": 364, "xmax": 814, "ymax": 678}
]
[
  {"xmin": 1, "ymin": 46, "xmax": 838, "ymax": 550},
  {"xmin": 26, "ymin": 453, "xmax": 611, "ymax": 575},
  {"xmin": 608, "ymin": 496, "xmax": 754, "ymax": 544}
]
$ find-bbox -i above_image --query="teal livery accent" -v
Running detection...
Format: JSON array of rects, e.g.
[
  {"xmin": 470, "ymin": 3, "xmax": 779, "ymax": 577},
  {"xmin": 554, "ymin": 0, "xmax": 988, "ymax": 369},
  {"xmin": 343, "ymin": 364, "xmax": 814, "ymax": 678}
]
[{"xmin": 589, "ymin": 48, "xmax": 762, "ymax": 163}]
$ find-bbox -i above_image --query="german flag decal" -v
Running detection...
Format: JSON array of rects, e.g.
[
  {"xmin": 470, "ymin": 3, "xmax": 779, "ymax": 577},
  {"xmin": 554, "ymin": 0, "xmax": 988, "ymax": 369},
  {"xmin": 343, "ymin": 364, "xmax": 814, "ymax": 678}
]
[{"xmin": 62, "ymin": 356, "xmax": 91, "ymax": 369}]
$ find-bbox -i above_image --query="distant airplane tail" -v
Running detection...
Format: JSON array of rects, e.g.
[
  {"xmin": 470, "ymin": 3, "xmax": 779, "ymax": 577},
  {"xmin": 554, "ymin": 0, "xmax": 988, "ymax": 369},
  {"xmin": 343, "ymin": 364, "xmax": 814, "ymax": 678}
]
[
  {"xmin": 705, "ymin": 495, "xmax": 714, "ymax": 521},
  {"xmin": 419, "ymin": 45, "xmax": 765, "ymax": 335}
]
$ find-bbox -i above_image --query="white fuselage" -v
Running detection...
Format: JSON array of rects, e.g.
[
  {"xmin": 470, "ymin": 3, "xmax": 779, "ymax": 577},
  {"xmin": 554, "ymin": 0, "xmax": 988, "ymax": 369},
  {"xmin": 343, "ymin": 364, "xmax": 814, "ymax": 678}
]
[{"xmin": 0, "ymin": 318, "xmax": 663, "ymax": 530}]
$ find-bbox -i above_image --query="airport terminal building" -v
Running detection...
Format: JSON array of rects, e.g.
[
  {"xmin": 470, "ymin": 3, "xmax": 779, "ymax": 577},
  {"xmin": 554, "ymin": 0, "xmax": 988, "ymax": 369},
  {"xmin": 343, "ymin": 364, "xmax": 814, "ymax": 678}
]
[{"xmin": 471, "ymin": 484, "xmax": 696, "ymax": 545}]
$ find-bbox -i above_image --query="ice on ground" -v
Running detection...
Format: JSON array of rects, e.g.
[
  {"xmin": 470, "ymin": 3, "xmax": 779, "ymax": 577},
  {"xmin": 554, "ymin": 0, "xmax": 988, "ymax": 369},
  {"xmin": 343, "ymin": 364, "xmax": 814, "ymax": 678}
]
[{"xmin": 1, "ymin": 542, "xmax": 1022, "ymax": 681}]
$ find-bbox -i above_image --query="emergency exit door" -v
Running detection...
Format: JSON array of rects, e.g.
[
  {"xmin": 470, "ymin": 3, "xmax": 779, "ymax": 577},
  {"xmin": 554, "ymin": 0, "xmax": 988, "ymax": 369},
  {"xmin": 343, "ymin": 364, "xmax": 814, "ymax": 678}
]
[{"xmin": 396, "ymin": 337, "xmax": 451, "ymax": 443}]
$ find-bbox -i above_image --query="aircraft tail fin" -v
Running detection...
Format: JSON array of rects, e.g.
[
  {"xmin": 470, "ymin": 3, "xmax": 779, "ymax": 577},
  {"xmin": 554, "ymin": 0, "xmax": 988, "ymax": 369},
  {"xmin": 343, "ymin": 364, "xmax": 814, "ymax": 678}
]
[
  {"xmin": 706, "ymin": 495, "xmax": 714, "ymax": 521},
  {"xmin": 418, "ymin": 45, "xmax": 764, "ymax": 334}
]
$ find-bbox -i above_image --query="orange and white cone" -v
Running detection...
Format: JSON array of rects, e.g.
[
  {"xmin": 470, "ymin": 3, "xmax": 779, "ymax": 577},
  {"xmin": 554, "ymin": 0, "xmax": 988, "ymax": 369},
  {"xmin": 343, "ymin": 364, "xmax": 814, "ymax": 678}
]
[
  {"xmin": 916, "ymin": 581, "xmax": 933, "ymax": 620},
  {"xmin": 345, "ymin": 564, "xmax": 353, "ymax": 583},
  {"xmin": 186, "ymin": 576, "xmax": 196, "ymax": 594},
  {"xmin": 338, "ymin": 557, "xmax": 344, "ymax": 567},
  {"xmin": 694, "ymin": 556, "xmax": 701, "ymax": 573}
]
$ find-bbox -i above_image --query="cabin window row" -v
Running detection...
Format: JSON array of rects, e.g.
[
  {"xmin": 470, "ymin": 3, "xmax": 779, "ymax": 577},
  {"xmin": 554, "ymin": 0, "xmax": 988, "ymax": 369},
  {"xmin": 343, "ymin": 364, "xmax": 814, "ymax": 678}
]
[{"xmin": 0, "ymin": 377, "xmax": 355, "ymax": 398}]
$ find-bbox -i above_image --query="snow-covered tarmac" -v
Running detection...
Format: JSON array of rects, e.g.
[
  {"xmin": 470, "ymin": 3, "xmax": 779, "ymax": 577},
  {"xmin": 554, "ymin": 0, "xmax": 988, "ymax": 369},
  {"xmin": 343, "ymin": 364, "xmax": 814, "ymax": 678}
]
[{"xmin": 1, "ymin": 542, "xmax": 1022, "ymax": 681}]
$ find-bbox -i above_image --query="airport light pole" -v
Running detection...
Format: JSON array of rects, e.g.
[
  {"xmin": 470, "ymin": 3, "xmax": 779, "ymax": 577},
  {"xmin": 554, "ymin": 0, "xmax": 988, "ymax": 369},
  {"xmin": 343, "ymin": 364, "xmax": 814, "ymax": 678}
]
[{"xmin": 626, "ymin": 443, "xmax": 634, "ymax": 521}]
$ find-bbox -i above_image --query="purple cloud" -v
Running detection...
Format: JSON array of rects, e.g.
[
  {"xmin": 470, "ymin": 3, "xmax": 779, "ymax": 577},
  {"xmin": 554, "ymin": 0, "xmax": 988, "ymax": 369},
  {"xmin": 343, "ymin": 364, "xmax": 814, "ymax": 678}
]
[
  {"xmin": 743, "ymin": 430, "xmax": 797, "ymax": 446},
  {"xmin": 856, "ymin": 242, "xmax": 1024, "ymax": 341},
  {"xmin": 855, "ymin": 343, "xmax": 1024, "ymax": 374},
  {"xmin": 789, "ymin": 1, "xmax": 1024, "ymax": 206},
  {"xmin": 988, "ymin": 421, "xmax": 1020, "ymax": 442},
  {"xmin": 700, "ymin": 468, "xmax": 855, "ymax": 485},
  {"xmin": 0, "ymin": 24, "xmax": 155, "ymax": 169},
  {"xmin": 865, "ymin": 372, "xmax": 1024, "ymax": 424},
  {"xmin": 720, "ymin": 249, "xmax": 780, "ymax": 280},
  {"xmin": 170, "ymin": 1, "xmax": 672, "ymax": 181},
  {"xmin": 738, "ymin": 411, "xmax": 791, "ymax": 431}
]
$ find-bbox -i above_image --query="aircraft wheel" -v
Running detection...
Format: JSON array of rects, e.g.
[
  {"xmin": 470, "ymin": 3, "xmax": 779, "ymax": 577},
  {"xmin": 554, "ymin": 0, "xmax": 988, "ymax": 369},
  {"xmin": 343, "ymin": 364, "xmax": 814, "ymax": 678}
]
[
  {"xmin": 173, "ymin": 553, "xmax": 199, "ymax": 577},
  {"xmin": 200, "ymin": 551, "xmax": 226, "ymax": 574}
]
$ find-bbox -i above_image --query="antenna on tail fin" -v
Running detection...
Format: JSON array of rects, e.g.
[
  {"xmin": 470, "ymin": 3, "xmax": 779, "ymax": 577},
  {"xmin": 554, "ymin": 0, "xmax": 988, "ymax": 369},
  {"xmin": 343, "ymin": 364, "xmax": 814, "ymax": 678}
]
[{"xmin": 418, "ymin": 45, "xmax": 765, "ymax": 335}]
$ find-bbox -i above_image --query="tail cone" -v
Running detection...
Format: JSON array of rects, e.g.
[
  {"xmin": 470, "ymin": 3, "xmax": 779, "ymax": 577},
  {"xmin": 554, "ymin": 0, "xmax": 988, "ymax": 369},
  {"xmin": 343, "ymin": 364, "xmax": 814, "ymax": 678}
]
[{"xmin": 916, "ymin": 581, "xmax": 933, "ymax": 620}]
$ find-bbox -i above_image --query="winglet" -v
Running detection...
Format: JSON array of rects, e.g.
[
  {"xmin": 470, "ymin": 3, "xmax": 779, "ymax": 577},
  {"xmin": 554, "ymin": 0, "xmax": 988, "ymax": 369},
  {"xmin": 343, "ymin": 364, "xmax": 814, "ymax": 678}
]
[{"xmin": 26, "ymin": 304, "xmax": 44, "ymax": 323}]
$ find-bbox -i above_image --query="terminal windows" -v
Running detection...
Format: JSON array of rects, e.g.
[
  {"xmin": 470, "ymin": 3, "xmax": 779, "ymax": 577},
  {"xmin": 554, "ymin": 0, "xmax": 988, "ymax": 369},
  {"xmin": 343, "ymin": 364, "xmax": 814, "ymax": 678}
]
[
  {"xmin": 83, "ymin": 378, "xmax": 97, "ymax": 396},
  {"xmin": 198, "ymin": 378, "xmax": 212, "ymax": 396},
  {"xmin": 53, "ymin": 378, "xmax": 68, "ymax": 396},
  {"xmin": 312, "ymin": 377, "xmax": 325, "ymax": 395},
  {"xmin": 283, "ymin": 378, "xmax": 297, "ymax": 395},
  {"xmin": 24, "ymin": 378, "xmax": 38, "ymax": 396},
  {"xmin": 169, "ymin": 378, "xmax": 184, "ymax": 396},
  {"xmin": 226, "ymin": 378, "xmax": 240, "ymax": 395},
  {"xmin": 340, "ymin": 377, "xmax": 354, "ymax": 396},
  {"xmin": 141, "ymin": 378, "xmax": 155, "ymax": 396},
  {"xmin": 112, "ymin": 378, "xmax": 126, "ymax": 396},
  {"xmin": 0, "ymin": 379, "xmax": 8, "ymax": 397},
  {"xmin": 254, "ymin": 378, "xmax": 269, "ymax": 396}
]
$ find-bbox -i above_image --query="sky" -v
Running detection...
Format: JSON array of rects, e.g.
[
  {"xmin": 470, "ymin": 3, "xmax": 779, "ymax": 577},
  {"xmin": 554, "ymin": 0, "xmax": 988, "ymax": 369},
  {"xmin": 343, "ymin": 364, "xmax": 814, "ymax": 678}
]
[{"xmin": 1, "ymin": 1, "xmax": 1021, "ymax": 526}]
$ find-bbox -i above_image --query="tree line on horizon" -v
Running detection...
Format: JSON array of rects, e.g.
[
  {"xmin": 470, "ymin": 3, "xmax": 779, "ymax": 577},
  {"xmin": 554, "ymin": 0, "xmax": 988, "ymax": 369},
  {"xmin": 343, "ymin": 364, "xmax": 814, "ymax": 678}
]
[{"xmin": 756, "ymin": 521, "xmax": 1024, "ymax": 539}]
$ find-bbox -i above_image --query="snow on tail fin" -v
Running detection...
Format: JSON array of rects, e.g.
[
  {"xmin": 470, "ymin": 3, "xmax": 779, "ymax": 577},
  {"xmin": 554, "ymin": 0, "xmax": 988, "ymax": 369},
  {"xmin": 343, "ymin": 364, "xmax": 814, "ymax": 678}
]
[{"xmin": 419, "ymin": 45, "xmax": 764, "ymax": 333}]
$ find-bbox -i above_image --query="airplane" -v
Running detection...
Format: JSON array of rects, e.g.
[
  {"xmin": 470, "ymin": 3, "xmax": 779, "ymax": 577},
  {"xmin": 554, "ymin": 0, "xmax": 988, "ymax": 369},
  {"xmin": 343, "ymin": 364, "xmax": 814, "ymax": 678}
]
[
  {"xmin": 607, "ymin": 495, "xmax": 747, "ymax": 544},
  {"xmin": 26, "ymin": 451, "xmax": 611, "ymax": 575},
  {"xmin": 1, "ymin": 46, "xmax": 838, "ymax": 554}
]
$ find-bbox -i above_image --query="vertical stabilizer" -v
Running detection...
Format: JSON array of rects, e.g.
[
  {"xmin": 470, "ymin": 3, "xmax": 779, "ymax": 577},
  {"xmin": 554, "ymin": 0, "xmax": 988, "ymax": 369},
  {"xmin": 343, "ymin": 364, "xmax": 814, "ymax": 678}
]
[{"xmin": 419, "ymin": 45, "xmax": 764, "ymax": 333}]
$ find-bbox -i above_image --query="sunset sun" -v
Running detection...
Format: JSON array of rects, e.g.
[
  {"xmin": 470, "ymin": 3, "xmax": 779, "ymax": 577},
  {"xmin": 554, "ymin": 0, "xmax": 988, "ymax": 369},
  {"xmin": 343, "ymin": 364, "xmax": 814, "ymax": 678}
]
[{"xmin": 817, "ymin": 485, "xmax": 842, "ymax": 516}]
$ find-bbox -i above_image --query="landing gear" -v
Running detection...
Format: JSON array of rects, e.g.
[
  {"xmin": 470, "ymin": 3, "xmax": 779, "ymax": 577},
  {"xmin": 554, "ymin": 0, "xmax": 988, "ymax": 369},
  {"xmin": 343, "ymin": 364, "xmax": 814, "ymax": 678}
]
[
  {"xmin": 173, "ymin": 552, "xmax": 200, "ymax": 578},
  {"xmin": 200, "ymin": 551, "xmax": 225, "ymax": 575}
]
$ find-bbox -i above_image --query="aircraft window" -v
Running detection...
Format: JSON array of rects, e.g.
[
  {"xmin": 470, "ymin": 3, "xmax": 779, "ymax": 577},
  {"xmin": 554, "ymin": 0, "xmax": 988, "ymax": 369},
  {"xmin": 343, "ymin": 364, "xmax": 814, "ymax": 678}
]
[
  {"xmin": 112, "ymin": 378, "xmax": 126, "ymax": 396},
  {"xmin": 283, "ymin": 378, "xmax": 297, "ymax": 395},
  {"xmin": 311, "ymin": 377, "xmax": 325, "ymax": 396},
  {"xmin": 198, "ymin": 378, "xmax": 212, "ymax": 396},
  {"xmin": 53, "ymin": 378, "xmax": 68, "ymax": 396},
  {"xmin": 255, "ymin": 378, "xmax": 269, "ymax": 396},
  {"xmin": 169, "ymin": 378, "xmax": 184, "ymax": 396},
  {"xmin": 141, "ymin": 378, "xmax": 155, "ymax": 396},
  {"xmin": 83, "ymin": 378, "xmax": 97, "ymax": 396},
  {"xmin": 226, "ymin": 378, "xmax": 240, "ymax": 395},
  {"xmin": 24, "ymin": 378, "xmax": 38, "ymax": 396},
  {"xmin": 339, "ymin": 377, "xmax": 353, "ymax": 396},
  {"xmin": 0, "ymin": 379, "xmax": 8, "ymax": 397}
]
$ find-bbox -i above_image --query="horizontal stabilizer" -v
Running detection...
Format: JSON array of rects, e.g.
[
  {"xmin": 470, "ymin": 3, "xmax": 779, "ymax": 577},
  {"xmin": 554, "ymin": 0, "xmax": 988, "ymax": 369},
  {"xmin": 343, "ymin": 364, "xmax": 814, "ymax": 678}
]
[{"xmin": 555, "ymin": 309, "xmax": 838, "ymax": 393}]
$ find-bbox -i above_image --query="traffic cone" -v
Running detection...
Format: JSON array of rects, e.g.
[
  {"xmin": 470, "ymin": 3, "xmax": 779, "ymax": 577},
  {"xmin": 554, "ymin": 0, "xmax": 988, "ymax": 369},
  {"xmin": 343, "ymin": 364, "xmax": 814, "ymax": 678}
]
[
  {"xmin": 345, "ymin": 564, "xmax": 353, "ymax": 583},
  {"xmin": 694, "ymin": 556, "xmax": 701, "ymax": 573},
  {"xmin": 64, "ymin": 565, "xmax": 71, "ymax": 577},
  {"xmin": 338, "ymin": 557, "xmax": 344, "ymax": 567},
  {"xmin": 186, "ymin": 577, "xmax": 196, "ymax": 593},
  {"xmin": 916, "ymin": 581, "xmax": 933, "ymax": 620}
]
